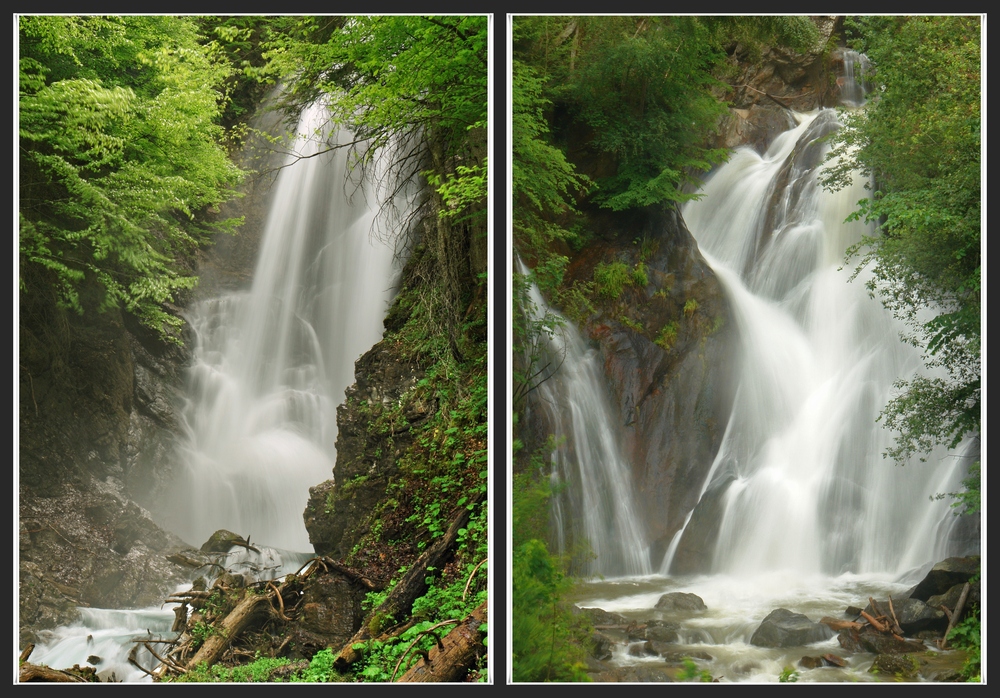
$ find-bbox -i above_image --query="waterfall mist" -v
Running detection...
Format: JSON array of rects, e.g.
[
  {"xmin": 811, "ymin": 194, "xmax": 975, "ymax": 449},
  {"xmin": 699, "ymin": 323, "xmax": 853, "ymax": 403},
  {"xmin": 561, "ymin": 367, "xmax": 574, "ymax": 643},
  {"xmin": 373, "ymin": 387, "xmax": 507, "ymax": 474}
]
[
  {"xmin": 156, "ymin": 103, "xmax": 408, "ymax": 552},
  {"xmin": 668, "ymin": 109, "xmax": 968, "ymax": 577}
]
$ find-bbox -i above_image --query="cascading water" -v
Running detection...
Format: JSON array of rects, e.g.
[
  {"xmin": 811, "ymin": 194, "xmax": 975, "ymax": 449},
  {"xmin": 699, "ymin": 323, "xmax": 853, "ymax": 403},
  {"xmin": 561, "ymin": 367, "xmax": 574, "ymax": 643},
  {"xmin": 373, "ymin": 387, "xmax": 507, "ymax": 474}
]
[
  {"xmin": 668, "ymin": 108, "xmax": 966, "ymax": 577},
  {"xmin": 27, "ymin": 102, "xmax": 410, "ymax": 681},
  {"xmin": 568, "ymin": 93, "xmax": 973, "ymax": 682},
  {"xmin": 158, "ymin": 102, "xmax": 403, "ymax": 552},
  {"xmin": 520, "ymin": 261, "xmax": 650, "ymax": 578}
]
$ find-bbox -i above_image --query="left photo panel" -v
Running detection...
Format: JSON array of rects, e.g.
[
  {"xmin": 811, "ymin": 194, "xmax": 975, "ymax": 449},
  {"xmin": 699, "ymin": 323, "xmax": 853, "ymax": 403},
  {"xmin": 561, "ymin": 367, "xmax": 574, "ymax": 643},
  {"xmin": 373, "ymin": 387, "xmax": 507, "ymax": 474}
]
[{"xmin": 17, "ymin": 15, "xmax": 490, "ymax": 683}]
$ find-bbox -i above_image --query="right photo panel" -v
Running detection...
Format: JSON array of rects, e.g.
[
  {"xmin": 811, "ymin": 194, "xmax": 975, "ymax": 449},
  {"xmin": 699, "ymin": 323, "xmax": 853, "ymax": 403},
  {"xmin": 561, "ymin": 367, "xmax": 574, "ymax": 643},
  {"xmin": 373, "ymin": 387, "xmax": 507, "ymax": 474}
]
[{"xmin": 509, "ymin": 14, "xmax": 982, "ymax": 684}]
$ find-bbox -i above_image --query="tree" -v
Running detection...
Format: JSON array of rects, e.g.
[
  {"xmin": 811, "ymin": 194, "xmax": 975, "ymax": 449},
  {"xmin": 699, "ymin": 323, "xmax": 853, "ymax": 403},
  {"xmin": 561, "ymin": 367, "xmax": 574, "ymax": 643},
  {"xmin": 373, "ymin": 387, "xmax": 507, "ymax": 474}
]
[
  {"xmin": 19, "ymin": 15, "xmax": 244, "ymax": 339},
  {"xmin": 261, "ymin": 16, "xmax": 488, "ymax": 351},
  {"xmin": 822, "ymin": 16, "xmax": 981, "ymax": 509}
]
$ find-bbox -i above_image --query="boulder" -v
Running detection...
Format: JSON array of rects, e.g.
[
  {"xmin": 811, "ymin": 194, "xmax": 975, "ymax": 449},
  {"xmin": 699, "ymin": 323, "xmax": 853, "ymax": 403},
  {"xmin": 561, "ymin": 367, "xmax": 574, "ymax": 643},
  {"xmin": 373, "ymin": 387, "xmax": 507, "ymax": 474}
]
[
  {"xmin": 655, "ymin": 592, "xmax": 706, "ymax": 613},
  {"xmin": 838, "ymin": 625, "xmax": 926, "ymax": 655},
  {"xmin": 750, "ymin": 608, "xmax": 834, "ymax": 648},
  {"xmin": 869, "ymin": 653, "xmax": 920, "ymax": 680},
  {"xmin": 906, "ymin": 556, "xmax": 980, "ymax": 602},
  {"xmin": 863, "ymin": 597, "xmax": 947, "ymax": 635},
  {"xmin": 642, "ymin": 620, "xmax": 681, "ymax": 643}
]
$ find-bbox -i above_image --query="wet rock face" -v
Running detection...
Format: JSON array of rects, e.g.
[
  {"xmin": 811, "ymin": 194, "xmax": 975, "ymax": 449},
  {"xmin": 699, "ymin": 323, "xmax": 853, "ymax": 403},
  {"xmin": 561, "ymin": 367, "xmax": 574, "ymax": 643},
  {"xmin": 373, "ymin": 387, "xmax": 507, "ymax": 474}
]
[
  {"xmin": 18, "ymin": 481, "xmax": 191, "ymax": 645},
  {"xmin": 303, "ymin": 337, "xmax": 428, "ymax": 561},
  {"xmin": 563, "ymin": 205, "xmax": 738, "ymax": 567},
  {"xmin": 906, "ymin": 556, "xmax": 980, "ymax": 602},
  {"xmin": 724, "ymin": 17, "xmax": 841, "ymax": 112},
  {"xmin": 18, "ymin": 271, "xmax": 194, "ymax": 643}
]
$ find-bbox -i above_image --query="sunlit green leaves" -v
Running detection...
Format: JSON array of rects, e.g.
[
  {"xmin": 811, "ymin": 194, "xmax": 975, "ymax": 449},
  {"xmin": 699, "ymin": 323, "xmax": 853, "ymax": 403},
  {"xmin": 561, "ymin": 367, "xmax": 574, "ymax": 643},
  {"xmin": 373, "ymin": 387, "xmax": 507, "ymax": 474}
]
[
  {"xmin": 825, "ymin": 16, "xmax": 980, "ymax": 473},
  {"xmin": 19, "ymin": 15, "xmax": 243, "ymax": 338}
]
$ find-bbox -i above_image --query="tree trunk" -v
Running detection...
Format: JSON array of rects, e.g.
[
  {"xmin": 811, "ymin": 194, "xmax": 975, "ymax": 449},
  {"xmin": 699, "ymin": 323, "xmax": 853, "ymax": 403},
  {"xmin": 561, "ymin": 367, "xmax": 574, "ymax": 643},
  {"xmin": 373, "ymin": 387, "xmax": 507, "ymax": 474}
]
[
  {"xmin": 398, "ymin": 601, "xmax": 487, "ymax": 682},
  {"xmin": 183, "ymin": 590, "xmax": 274, "ymax": 671},
  {"xmin": 19, "ymin": 663, "xmax": 91, "ymax": 682},
  {"xmin": 334, "ymin": 491, "xmax": 484, "ymax": 671}
]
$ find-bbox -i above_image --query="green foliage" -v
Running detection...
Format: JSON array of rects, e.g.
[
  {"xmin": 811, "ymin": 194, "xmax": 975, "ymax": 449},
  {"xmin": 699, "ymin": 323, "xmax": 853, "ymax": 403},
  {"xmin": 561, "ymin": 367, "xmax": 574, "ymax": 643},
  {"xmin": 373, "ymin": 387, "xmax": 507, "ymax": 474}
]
[
  {"xmin": 290, "ymin": 648, "xmax": 339, "ymax": 682},
  {"xmin": 619, "ymin": 316, "xmax": 643, "ymax": 333},
  {"xmin": 189, "ymin": 620, "xmax": 211, "ymax": 649},
  {"xmin": 946, "ymin": 607, "xmax": 980, "ymax": 682},
  {"xmin": 823, "ymin": 17, "xmax": 980, "ymax": 484},
  {"xmin": 593, "ymin": 261, "xmax": 632, "ymax": 299},
  {"xmin": 512, "ymin": 447, "xmax": 592, "ymax": 682},
  {"xmin": 779, "ymin": 666, "xmax": 800, "ymax": 683},
  {"xmin": 683, "ymin": 298, "xmax": 699, "ymax": 316},
  {"xmin": 565, "ymin": 17, "xmax": 731, "ymax": 211},
  {"xmin": 512, "ymin": 539, "xmax": 592, "ymax": 682},
  {"xmin": 656, "ymin": 322, "xmax": 679, "ymax": 351},
  {"xmin": 19, "ymin": 15, "xmax": 244, "ymax": 339},
  {"xmin": 677, "ymin": 657, "xmax": 713, "ymax": 682},
  {"xmin": 513, "ymin": 57, "xmax": 591, "ymax": 250},
  {"xmin": 263, "ymin": 16, "xmax": 487, "ymax": 222},
  {"xmin": 632, "ymin": 262, "xmax": 649, "ymax": 287},
  {"xmin": 171, "ymin": 655, "xmax": 292, "ymax": 683}
]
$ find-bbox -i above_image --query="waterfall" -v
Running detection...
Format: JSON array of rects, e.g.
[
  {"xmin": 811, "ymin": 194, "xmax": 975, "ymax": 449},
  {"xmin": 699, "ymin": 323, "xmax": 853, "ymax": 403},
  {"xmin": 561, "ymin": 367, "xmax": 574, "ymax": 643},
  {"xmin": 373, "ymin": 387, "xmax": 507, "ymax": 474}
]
[
  {"xmin": 157, "ymin": 102, "xmax": 405, "ymax": 552},
  {"xmin": 667, "ymin": 108, "xmax": 968, "ymax": 577},
  {"xmin": 837, "ymin": 49, "xmax": 871, "ymax": 108},
  {"xmin": 519, "ymin": 262, "xmax": 651, "ymax": 577}
]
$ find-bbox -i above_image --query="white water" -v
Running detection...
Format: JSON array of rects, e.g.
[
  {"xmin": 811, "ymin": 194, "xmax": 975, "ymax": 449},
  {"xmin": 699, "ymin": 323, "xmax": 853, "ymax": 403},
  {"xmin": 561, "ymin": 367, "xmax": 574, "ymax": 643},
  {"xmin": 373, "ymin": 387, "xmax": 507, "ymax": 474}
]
[
  {"xmin": 520, "ymin": 262, "xmax": 651, "ymax": 578},
  {"xmin": 557, "ymin": 103, "xmax": 972, "ymax": 681},
  {"xmin": 159, "ymin": 103, "xmax": 403, "ymax": 552},
  {"xmin": 26, "ymin": 549, "xmax": 315, "ymax": 682},
  {"xmin": 671, "ymin": 108, "xmax": 965, "ymax": 577}
]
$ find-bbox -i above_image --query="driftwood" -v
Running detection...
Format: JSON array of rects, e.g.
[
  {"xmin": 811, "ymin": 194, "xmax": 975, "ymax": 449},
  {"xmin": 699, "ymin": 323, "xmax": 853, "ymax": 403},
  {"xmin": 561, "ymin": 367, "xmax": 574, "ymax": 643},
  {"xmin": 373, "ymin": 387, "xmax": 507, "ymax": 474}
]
[
  {"xmin": 398, "ymin": 601, "xmax": 487, "ymax": 682},
  {"xmin": 820, "ymin": 616, "xmax": 864, "ymax": 632},
  {"xmin": 184, "ymin": 590, "xmax": 276, "ymax": 671},
  {"xmin": 19, "ymin": 663, "xmax": 92, "ymax": 682},
  {"xmin": 886, "ymin": 596, "xmax": 904, "ymax": 636},
  {"xmin": 939, "ymin": 582, "xmax": 971, "ymax": 650},
  {"xmin": 333, "ymin": 491, "xmax": 485, "ymax": 671}
]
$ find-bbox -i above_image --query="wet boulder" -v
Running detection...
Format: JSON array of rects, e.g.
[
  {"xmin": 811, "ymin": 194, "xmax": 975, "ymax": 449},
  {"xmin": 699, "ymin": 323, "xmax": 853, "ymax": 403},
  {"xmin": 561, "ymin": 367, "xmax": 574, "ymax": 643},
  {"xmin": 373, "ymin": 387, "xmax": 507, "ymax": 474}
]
[
  {"xmin": 750, "ymin": 608, "xmax": 834, "ymax": 648},
  {"xmin": 906, "ymin": 556, "xmax": 980, "ymax": 602},
  {"xmin": 863, "ymin": 597, "xmax": 947, "ymax": 635},
  {"xmin": 642, "ymin": 619, "xmax": 681, "ymax": 643},
  {"xmin": 838, "ymin": 625, "xmax": 926, "ymax": 655},
  {"xmin": 869, "ymin": 653, "xmax": 920, "ymax": 680},
  {"xmin": 655, "ymin": 592, "xmax": 706, "ymax": 613}
]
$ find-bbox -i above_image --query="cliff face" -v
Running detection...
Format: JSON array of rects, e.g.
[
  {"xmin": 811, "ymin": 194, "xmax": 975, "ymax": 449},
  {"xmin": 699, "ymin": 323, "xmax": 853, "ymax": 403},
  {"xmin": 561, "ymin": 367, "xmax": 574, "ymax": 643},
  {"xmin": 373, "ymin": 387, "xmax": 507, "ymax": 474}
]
[
  {"xmin": 535, "ymin": 203, "xmax": 737, "ymax": 567},
  {"xmin": 18, "ymin": 262, "xmax": 193, "ymax": 642}
]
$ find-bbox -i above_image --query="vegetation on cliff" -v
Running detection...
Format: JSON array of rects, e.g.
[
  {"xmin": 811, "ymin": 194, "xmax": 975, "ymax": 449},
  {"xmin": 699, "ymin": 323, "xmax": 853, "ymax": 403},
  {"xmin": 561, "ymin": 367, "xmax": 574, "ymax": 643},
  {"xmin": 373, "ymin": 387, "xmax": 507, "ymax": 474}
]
[{"xmin": 823, "ymin": 16, "xmax": 981, "ymax": 506}]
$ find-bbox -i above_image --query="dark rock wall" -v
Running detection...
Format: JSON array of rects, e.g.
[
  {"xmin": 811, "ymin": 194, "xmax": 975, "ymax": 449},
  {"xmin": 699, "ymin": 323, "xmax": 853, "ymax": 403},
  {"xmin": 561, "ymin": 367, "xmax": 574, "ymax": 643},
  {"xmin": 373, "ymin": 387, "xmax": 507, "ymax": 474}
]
[
  {"xmin": 17, "ymin": 273, "xmax": 194, "ymax": 641},
  {"xmin": 561, "ymin": 205, "xmax": 737, "ymax": 566}
]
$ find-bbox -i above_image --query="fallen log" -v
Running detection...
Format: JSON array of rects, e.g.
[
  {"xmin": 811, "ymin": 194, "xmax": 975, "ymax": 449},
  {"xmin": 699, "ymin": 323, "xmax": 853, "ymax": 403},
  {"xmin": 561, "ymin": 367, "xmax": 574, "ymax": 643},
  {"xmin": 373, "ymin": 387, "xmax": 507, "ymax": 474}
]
[
  {"xmin": 19, "ymin": 663, "xmax": 92, "ymax": 682},
  {"xmin": 859, "ymin": 609, "xmax": 888, "ymax": 633},
  {"xmin": 183, "ymin": 589, "xmax": 276, "ymax": 671},
  {"xmin": 398, "ymin": 601, "xmax": 487, "ymax": 682},
  {"xmin": 333, "ymin": 491, "xmax": 484, "ymax": 671},
  {"xmin": 820, "ymin": 617, "xmax": 864, "ymax": 632}
]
